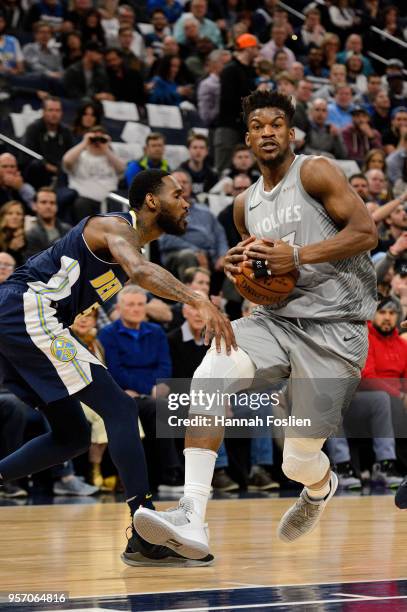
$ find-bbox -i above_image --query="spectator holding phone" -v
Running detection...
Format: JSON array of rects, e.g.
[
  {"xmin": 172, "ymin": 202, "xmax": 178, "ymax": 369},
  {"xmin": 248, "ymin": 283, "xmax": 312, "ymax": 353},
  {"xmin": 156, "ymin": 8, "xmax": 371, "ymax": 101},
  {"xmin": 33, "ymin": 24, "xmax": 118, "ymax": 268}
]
[{"xmin": 62, "ymin": 126, "xmax": 125, "ymax": 222}]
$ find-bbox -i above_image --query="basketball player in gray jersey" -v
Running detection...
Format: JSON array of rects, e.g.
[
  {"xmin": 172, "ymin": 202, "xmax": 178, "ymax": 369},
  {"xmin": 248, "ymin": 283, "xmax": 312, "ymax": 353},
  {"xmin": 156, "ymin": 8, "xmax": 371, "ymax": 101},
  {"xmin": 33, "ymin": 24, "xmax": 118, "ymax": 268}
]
[{"xmin": 134, "ymin": 91, "xmax": 378, "ymax": 558}]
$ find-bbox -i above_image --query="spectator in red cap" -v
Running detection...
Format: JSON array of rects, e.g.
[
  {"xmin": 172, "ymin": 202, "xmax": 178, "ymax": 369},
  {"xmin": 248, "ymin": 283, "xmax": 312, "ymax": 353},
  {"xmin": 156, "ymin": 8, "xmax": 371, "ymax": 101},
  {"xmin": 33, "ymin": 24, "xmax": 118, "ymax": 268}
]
[{"xmin": 214, "ymin": 33, "xmax": 259, "ymax": 171}]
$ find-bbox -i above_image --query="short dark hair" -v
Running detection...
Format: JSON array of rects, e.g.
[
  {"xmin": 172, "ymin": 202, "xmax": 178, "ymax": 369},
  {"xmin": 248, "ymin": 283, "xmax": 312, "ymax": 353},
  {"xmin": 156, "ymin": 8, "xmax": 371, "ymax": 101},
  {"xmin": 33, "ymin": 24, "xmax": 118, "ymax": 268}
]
[
  {"xmin": 35, "ymin": 186, "xmax": 56, "ymax": 200},
  {"xmin": 242, "ymin": 90, "xmax": 295, "ymax": 126},
  {"xmin": 128, "ymin": 169, "xmax": 170, "ymax": 211},
  {"xmin": 187, "ymin": 132, "xmax": 208, "ymax": 147},
  {"xmin": 146, "ymin": 132, "xmax": 166, "ymax": 145},
  {"xmin": 349, "ymin": 173, "xmax": 367, "ymax": 183}
]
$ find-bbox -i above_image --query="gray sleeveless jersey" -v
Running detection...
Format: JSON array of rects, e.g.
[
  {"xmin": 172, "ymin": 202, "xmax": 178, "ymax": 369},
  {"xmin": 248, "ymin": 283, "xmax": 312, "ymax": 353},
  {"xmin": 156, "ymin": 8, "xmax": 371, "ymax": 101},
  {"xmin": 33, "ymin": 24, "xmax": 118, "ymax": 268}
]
[{"xmin": 244, "ymin": 155, "xmax": 377, "ymax": 321}]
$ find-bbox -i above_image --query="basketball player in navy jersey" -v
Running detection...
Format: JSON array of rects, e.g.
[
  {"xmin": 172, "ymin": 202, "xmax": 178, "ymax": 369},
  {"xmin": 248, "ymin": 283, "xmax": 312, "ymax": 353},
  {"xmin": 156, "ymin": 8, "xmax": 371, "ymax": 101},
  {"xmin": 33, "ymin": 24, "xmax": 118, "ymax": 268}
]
[
  {"xmin": 0, "ymin": 169, "xmax": 236, "ymax": 567},
  {"xmin": 134, "ymin": 90, "xmax": 378, "ymax": 559}
]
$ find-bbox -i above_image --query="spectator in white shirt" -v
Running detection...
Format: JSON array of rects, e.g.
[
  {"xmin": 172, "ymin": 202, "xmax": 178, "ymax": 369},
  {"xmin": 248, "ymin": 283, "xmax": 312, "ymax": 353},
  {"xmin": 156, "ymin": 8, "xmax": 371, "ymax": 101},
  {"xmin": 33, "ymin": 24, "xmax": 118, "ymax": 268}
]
[
  {"xmin": 260, "ymin": 25, "xmax": 296, "ymax": 69},
  {"xmin": 62, "ymin": 126, "xmax": 125, "ymax": 222}
]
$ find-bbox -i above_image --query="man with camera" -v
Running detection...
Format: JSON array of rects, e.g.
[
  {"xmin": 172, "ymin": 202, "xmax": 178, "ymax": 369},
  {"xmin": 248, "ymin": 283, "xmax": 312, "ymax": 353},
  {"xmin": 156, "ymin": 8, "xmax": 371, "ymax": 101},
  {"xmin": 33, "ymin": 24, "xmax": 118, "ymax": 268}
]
[{"xmin": 62, "ymin": 126, "xmax": 125, "ymax": 222}]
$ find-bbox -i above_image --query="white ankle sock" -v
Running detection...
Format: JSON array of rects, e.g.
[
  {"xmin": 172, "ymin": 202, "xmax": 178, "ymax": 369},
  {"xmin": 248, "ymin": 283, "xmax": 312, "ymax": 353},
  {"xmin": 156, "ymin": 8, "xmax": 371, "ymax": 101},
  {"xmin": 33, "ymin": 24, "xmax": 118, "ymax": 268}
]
[
  {"xmin": 184, "ymin": 447, "xmax": 217, "ymax": 520},
  {"xmin": 306, "ymin": 476, "xmax": 331, "ymax": 501}
]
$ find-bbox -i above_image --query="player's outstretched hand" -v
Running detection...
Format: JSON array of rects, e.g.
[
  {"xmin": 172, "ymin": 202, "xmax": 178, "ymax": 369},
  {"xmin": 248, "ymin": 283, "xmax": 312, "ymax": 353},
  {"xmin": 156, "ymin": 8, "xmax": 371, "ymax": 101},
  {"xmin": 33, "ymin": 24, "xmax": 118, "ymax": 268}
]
[
  {"xmin": 224, "ymin": 236, "xmax": 255, "ymax": 283},
  {"xmin": 194, "ymin": 298, "xmax": 237, "ymax": 354},
  {"xmin": 244, "ymin": 238, "xmax": 296, "ymax": 274}
]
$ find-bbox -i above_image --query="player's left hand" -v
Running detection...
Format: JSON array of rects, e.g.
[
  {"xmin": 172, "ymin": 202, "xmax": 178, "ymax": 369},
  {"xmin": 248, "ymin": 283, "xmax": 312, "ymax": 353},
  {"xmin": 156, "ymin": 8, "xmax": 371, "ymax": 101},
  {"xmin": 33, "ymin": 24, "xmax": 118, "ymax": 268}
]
[{"xmin": 243, "ymin": 239, "xmax": 296, "ymax": 274}]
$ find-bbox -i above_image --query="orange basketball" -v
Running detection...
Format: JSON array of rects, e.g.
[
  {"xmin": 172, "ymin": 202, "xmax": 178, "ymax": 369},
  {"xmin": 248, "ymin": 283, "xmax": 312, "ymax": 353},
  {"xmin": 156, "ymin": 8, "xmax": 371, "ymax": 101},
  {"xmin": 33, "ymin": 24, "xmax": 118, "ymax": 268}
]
[{"xmin": 234, "ymin": 262, "xmax": 298, "ymax": 306}]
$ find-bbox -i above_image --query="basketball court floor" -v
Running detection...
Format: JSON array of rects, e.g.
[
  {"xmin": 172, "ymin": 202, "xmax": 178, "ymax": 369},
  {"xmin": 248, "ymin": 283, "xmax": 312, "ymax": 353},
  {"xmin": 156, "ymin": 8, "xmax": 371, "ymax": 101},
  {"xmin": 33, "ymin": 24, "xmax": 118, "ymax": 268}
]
[{"xmin": 0, "ymin": 491, "xmax": 406, "ymax": 611}]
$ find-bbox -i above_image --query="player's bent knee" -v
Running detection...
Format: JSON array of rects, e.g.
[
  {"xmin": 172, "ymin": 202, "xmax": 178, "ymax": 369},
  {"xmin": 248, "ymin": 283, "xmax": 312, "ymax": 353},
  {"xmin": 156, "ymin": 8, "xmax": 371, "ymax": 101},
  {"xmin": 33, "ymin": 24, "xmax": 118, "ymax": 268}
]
[
  {"xmin": 193, "ymin": 345, "xmax": 256, "ymax": 382},
  {"xmin": 282, "ymin": 437, "xmax": 329, "ymax": 486}
]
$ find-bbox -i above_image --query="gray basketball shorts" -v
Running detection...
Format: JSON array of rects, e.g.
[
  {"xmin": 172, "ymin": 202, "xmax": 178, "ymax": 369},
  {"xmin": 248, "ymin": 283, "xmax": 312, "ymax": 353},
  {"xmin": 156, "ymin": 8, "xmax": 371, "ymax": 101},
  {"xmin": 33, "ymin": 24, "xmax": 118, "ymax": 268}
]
[{"xmin": 230, "ymin": 311, "xmax": 368, "ymax": 438}]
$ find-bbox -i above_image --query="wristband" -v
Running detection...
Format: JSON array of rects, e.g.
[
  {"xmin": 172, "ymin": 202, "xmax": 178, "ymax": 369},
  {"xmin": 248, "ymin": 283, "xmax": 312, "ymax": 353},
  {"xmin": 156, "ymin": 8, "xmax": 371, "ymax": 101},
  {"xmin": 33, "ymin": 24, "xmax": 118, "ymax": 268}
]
[
  {"xmin": 293, "ymin": 246, "xmax": 301, "ymax": 270},
  {"xmin": 253, "ymin": 259, "xmax": 271, "ymax": 279}
]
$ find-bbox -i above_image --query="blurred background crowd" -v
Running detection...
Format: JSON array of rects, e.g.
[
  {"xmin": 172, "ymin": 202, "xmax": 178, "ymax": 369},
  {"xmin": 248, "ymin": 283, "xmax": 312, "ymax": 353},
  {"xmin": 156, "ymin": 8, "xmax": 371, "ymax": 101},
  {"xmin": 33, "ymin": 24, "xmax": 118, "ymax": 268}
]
[{"xmin": 0, "ymin": 0, "xmax": 407, "ymax": 502}]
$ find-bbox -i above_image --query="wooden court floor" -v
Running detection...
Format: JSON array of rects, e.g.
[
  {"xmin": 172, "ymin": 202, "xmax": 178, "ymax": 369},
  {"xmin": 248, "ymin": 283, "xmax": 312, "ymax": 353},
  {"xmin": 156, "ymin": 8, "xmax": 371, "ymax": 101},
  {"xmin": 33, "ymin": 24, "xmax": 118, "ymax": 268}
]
[{"xmin": 0, "ymin": 495, "xmax": 405, "ymax": 600}]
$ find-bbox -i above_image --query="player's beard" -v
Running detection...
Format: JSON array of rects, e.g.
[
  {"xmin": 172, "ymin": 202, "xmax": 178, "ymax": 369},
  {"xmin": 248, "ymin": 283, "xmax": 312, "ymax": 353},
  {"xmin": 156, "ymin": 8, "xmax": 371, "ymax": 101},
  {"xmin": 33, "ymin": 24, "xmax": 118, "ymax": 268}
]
[{"xmin": 157, "ymin": 210, "xmax": 186, "ymax": 236}]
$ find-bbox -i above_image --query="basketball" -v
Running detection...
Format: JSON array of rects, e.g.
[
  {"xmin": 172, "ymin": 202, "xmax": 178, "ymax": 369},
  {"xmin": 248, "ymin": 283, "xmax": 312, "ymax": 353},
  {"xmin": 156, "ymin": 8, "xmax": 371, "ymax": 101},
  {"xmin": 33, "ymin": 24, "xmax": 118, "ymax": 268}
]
[{"xmin": 234, "ymin": 261, "xmax": 298, "ymax": 305}]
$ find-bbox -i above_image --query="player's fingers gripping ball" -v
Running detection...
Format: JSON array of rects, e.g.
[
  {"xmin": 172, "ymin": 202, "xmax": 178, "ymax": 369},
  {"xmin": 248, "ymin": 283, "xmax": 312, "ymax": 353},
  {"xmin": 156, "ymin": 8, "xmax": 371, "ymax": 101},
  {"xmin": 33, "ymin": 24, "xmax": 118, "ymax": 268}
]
[{"xmin": 233, "ymin": 238, "xmax": 298, "ymax": 305}]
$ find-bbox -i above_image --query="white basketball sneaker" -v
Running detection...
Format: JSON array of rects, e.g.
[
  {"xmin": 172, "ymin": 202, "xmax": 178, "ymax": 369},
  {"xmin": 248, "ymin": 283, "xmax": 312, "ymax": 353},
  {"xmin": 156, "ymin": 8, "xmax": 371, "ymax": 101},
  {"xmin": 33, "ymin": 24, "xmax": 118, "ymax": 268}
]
[
  {"xmin": 277, "ymin": 472, "xmax": 338, "ymax": 542},
  {"xmin": 133, "ymin": 497, "xmax": 210, "ymax": 560}
]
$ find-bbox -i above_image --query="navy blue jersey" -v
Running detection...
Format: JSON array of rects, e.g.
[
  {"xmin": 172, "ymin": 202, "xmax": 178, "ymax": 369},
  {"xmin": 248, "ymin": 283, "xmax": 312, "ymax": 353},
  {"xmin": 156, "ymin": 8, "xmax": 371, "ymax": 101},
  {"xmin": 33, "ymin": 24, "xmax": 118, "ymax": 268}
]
[{"xmin": 6, "ymin": 211, "xmax": 136, "ymax": 326}]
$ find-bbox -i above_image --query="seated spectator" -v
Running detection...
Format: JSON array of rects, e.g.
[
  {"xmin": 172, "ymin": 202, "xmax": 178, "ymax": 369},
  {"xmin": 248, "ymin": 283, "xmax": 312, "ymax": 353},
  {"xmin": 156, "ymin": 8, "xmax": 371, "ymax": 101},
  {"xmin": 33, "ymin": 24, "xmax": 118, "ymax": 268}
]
[
  {"xmin": 22, "ymin": 21, "xmax": 62, "ymax": 81},
  {"xmin": 320, "ymin": 32, "xmax": 341, "ymax": 70},
  {"xmin": 147, "ymin": 0, "xmax": 184, "ymax": 25},
  {"xmin": 304, "ymin": 98, "xmax": 347, "ymax": 159},
  {"xmin": 327, "ymin": 84, "xmax": 354, "ymax": 130},
  {"xmin": 168, "ymin": 266, "xmax": 212, "ymax": 331},
  {"xmin": 328, "ymin": 1, "xmax": 360, "ymax": 43},
  {"xmin": 303, "ymin": 46, "xmax": 329, "ymax": 81},
  {"xmin": 370, "ymin": 90, "xmax": 391, "ymax": 133},
  {"xmin": 179, "ymin": 16, "xmax": 201, "ymax": 60},
  {"xmin": 221, "ymin": 144, "xmax": 260, "ymax": 183},
  {"xmin": 0, "ymin": 201, "xmax": 25, "ymax": 266},
  {"xmin": 387, "ymin": 132, "xmax": 407, "ymax": 187},
  {"xmin": 159, "ymin": 170, "xmax": 228, "ymax": 279},
  {"xmin": 255, "ymin": 59, "xmax": 275, "ymax": 92},
  {"xmin": 290, "ymin": 61, "xmax": 304, "ymax": 83},
  {"xmin": 25, "ymin": 188, "xmax": 71, "ymax": 259},
  {"xmin": 117, "ymin": 26, "xmax": 143, "ymax": 72},
  {"xmin": 293, "ymin": 7, "xmax": 326, "ymax": 57},
  {"xmin": 0, "ymin": 251, "xmax": 15, "ymax": 284},
  {"xmin": 147, "ymin": 54, "xmax": 194, "ymax": 106},
  {"xmin": 0, "ymin": 153, "xmax": 35, "ymax": 213},
  {"xmin": 60, "ymin": 30, "xmax": 83, "ymax": 69},
  {"xmin": 349, "ymin": 173, "xmax": 370, "ymax": 202},
  {"xmin": 345, "ymin": 53, "xmax": 367, "ymax": 94},
  {"xmin": 387, "ymin": 72, "xmax": 407, "ymax": 110},
  {"xmin": 180, "ymin": 133, "xmax": 218, "ymax": 199},
  {"xmin": 366, "ymin": 168, "xmax": 389, "ymax": 205},
  {"xmin": 72, "ymin": 101, "xmax": 103, "ymax": 140},
  {"xmin": 313, "ymin": 63, "xmax": 347, "ymax": 103},
  {"xmin": 144, "ymin": 9, "xmax": 171, "ymax": 61},
  {"xmin": 117, "ymin": 5, "xmax": 146, "ymax": 61},
  {"xmin": 336, "ymin": 33, "xmax": 373, "ymax": 76},
  {"xmin": 125, "ymin": 133, "xmax": 170, "ymax": 188},
  {"xmin": 273, "ymin": 49, "xmax": 289, "ymax": 78},
  {"xmin": 104, "ymin": 48, "xmax": 145, "ymax": 106},
  {"xmin": 362, "ymin": 149, "xmax": 387, "ymax": 174},
  {"xmin": 174, "ymin": 0, "xmax": 222, "ymax": 48},
  {"xmin": 382, "ymin": 106, "xmax": 407, "ymax": 155},
  {"xmin": 63, "ymin": 126, "xmax": 125, "ymax": 222},
  {"xmin": 0, "ymin": 9, "xmax": 23, "ymax": 74},
  {"xmin": 63, "ymin": 41, "xmax": 112, "ymax": 101},
  {"xmin": 292, "ymin": 79, "xmax": 313, "ymax": 133},
  {"xmin": 252, "ymin": 0, "xmax": 275, "ymax": 44},
  {"xmin": 260, "ymin": 25, "xmax": 295, "ymax": 69},
  {"xmin": 197, "ymin": 48, "xmax": 231, "ymax": 127},
  {"xmin": 341, "ymin": 106, "xmax": 382, "ymax": 165},
  {"xmin": 98, "ymin": 285, "xmax": 182, "ymax": 492},
  {"xmin": 357, "ymin": 73, "xmax": 382, "ymax": 115},
  {"xmin": 81, "ymin": 9, "xmax": 106, "ymax": 47},
  {"xmin": 23, "ymin": 96, "xmax": 74, "ymax": 190},
  {"xmin": 375, "ymin": 200, "xmax": 407, "ymax": 256},
  {"xmin": 361, "ymin": 297, "xmax": 407, "ymax": 473}
]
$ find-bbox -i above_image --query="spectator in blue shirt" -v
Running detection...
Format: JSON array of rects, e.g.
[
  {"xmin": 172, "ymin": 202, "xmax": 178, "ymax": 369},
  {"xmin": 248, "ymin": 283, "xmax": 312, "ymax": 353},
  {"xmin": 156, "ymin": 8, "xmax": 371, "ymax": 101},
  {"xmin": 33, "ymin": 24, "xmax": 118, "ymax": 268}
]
[
  {"xmin": 125, "ymin": 133, "xmax": 170, "ymax": 187},
  {"xmin": 327, "ymin": 84, "xmax": 354, "ymax": 129},
  {"xmin": 147, "ymin": 0, "xmax": 184, "ymax": 24},
  {"xmin": 159, "ymin": 169, "xmax": 229, "ymax": 279},
  {"xmin": 99, "ymin": 285, "xmax": 172, "ymax": 395}
]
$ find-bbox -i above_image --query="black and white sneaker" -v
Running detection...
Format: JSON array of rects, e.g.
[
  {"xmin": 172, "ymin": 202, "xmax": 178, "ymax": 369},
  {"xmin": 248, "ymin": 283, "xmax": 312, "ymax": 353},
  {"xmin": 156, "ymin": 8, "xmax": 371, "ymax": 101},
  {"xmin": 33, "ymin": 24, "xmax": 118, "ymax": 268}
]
[
  {"xmin": 372, "ymin": 460, "xmax": 402, "ymax": 488},
  {"xmin": 121, "ymin": 527, "xmax": 214, "ymax": 567},
  {"xmin": 335, "ymin": 462, "xmax": 361, "ymax": 490}
]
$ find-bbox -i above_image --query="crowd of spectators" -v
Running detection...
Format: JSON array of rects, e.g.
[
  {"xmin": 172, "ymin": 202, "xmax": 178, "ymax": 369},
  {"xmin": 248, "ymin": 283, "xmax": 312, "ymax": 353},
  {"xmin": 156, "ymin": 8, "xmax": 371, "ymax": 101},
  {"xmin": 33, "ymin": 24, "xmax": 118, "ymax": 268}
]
[{"xmin": 0, "ymin": 0, "xmax": 407, "ymax": 499}]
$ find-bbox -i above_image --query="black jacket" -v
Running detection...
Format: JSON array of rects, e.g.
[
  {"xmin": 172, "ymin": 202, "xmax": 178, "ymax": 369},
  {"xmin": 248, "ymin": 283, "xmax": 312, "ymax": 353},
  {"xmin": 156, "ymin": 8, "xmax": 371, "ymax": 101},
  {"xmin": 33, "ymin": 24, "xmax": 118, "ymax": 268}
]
[
  {"xmin": 24, "ymin": 119, "xmax": 74, "ymax": 167},
  {"xmin": 217, "ymin": 58, "xmax": 256, "ymax": 131},
  {"xmin": 62, "ymin": 61, "xmax": 111, "ymax": 100},
  {"xmin": 25, "ymin": 218, "xmax": 71, "ymax": 260}
]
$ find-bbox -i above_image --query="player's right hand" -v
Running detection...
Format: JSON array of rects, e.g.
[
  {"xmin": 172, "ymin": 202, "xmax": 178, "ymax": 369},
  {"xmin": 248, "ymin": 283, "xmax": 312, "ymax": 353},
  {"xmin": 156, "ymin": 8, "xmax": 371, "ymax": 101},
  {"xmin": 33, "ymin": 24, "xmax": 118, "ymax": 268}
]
[
  {"xmin": 224, "ymin": 236, "xmax": 255, "ymax": 283},
  {"xmin": 193, "ymin": 298, "xmax": 237, "ymax": 354}
]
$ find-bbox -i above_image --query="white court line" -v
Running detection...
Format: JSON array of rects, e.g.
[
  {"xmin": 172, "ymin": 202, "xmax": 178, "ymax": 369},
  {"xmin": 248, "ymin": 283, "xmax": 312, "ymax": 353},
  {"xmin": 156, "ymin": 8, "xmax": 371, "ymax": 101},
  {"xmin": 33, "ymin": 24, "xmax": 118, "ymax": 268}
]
[
  {"xmin": 139, "ymin": 595, "xmax": 407, "ymax": 612},
  {"xmin": 69, "ymin": 576, "xmax": 407, "ymax": 600},
  {"xmin": 332, "ymin": 592, "xmax": 380, "ymax": 600}
]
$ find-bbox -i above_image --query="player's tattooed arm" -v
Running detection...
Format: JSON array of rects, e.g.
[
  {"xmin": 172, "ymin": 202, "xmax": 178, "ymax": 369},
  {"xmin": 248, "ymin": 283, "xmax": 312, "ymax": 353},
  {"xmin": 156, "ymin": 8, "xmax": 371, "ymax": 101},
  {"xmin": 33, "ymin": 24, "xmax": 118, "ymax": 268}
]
[
  {"xmin": 224, "ymin": 191, "xmax": 255, "ymax": 282},
  {"xmin": 100, "ymin": 218, "xmax": 237, "ymax": 352},
  {"xmin": 299, "ymin": 156, "xmax": 378, "ymax": 265}
]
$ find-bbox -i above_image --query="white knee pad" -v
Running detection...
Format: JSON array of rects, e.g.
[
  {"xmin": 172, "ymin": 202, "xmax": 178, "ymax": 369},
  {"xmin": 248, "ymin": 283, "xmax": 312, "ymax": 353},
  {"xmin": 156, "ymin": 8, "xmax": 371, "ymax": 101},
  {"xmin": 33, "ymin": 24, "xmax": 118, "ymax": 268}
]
[
  {"xmin": 282, "ymin": 437, "xmax": 330, "ymax": 486},
  {"xmin": 193, "ymin": 344, "xmax": 256, "ymax": 382}
]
